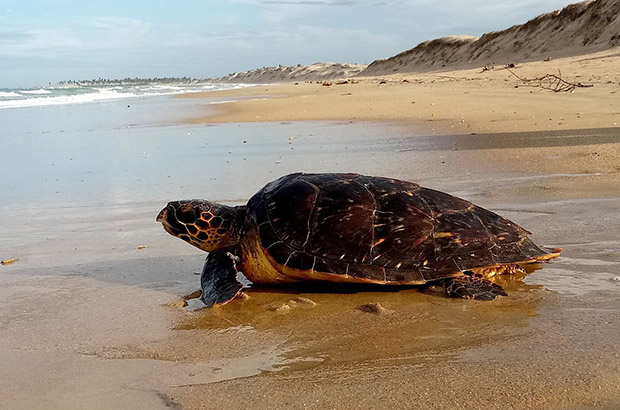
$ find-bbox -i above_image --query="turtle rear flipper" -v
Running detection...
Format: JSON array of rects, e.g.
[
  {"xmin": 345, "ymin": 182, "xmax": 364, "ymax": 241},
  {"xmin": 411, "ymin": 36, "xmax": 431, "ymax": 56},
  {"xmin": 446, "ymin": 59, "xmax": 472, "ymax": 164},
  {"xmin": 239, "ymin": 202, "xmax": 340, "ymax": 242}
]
[
  {"xmin": 200, "ymin": 250, "xmax": 243, "ymax": 307},
  {"xmin": 441, "ymin": 272, "xmax": 508, "ymax": 301}
]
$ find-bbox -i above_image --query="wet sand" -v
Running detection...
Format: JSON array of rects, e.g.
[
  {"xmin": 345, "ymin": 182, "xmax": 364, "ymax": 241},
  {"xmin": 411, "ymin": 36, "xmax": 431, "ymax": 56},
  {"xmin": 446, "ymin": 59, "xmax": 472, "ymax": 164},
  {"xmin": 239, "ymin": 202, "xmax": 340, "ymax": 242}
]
[{"xmin": 2, "ymin": 56, "xmax": 620, "ymax": 409}]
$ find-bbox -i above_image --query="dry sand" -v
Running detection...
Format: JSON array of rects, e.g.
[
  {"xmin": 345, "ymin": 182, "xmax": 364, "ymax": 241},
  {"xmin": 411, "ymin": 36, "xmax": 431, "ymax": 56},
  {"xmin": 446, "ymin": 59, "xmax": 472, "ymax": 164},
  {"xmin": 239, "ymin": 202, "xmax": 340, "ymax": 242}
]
[
  {"xmin": 2, "ymin": 49, "xmax": 620, "ymax": 410},
  {"xmin": 187, "ymin": 49, "xmax": 620, "ymax": 135},
  {"xmin": 184, "ymin": 49, "xmax": 620, "ymax": 199}
]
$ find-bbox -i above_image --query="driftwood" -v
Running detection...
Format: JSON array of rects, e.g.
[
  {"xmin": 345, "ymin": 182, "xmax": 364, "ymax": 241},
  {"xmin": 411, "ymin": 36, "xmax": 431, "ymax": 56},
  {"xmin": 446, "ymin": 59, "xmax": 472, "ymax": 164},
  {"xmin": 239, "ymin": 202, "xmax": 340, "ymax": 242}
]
[{"xmin": 507, "ymin": 69, "xmax": 593, "ymax": 92}]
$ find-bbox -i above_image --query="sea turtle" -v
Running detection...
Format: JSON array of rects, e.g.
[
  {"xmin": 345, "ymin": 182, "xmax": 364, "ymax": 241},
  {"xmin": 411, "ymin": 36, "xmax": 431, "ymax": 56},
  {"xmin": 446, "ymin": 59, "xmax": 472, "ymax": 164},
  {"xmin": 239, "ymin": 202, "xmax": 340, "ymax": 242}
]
[{"xmin": 157, "ymin": 173, "xmax": 560, "ymax": 306}]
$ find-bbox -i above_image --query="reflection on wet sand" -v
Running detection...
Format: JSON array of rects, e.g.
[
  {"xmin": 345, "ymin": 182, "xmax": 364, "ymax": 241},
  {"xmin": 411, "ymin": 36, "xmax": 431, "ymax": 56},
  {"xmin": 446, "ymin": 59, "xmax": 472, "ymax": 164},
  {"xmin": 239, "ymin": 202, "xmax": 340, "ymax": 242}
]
[
  {"xmin": 2, "ymin": 106, "xmax": 619, "ymax": 409},
  {"xmin": 179, "ymin": 275, "xmax": 544, "ymax": 369}
]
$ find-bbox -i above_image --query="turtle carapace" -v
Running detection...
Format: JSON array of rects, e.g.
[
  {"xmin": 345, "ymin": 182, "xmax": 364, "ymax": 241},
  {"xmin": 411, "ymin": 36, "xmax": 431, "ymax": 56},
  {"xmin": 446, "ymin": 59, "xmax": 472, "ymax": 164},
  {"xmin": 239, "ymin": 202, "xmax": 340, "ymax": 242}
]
[{"xmin": 157, "ymin": 173, "xmax": 561, "ymax": 306}]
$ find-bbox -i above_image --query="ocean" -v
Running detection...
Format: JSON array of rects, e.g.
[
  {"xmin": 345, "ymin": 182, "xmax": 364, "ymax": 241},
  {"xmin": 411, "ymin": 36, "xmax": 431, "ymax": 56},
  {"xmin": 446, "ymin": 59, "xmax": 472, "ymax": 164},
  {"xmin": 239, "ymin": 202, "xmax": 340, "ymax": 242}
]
[
  {"xmin": 0, "ymin": 83, "xmax": 246, "ymax": 110},
  {"xmin": 5, "ymin": 85, "xmax": 611, "ymax": 298},
  {"xmin": 0, "ymin": 87, "xmax": 417, "ymax": 273}
]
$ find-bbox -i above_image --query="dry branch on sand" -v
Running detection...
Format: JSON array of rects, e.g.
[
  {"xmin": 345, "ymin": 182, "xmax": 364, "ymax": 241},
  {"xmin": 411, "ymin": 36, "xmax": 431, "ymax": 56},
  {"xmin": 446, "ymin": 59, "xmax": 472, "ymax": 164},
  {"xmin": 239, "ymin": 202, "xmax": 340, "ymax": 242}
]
[{"xmin": 507, "ymin": 69, "xmax": 593, "ymax": 92}]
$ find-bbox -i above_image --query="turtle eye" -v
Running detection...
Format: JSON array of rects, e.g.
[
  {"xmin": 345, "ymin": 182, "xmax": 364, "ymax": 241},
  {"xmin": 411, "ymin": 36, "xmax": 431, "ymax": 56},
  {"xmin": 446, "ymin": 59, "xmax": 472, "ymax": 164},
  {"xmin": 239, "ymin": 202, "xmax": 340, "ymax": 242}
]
[{"xmin": 176, "ymin": 204, "xmax": 199, "ymax": 224}]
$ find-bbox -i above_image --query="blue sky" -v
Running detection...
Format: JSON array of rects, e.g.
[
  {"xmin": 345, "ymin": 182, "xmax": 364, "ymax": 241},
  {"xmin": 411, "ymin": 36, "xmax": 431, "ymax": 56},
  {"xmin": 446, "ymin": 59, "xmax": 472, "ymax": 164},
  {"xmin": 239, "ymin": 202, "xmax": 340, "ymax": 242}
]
[{"xmin": 1, "ymin": 0, "xmax": 572, "ymax": 88}]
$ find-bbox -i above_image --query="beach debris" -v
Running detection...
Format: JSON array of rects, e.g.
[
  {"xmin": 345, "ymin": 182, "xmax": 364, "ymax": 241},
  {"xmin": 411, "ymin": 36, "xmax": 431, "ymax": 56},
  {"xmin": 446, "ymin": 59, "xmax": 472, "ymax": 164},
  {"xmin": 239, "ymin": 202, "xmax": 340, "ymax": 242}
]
[
  {"xmin": 1, "ymin": 258, "xmax": 19, "ymax": 265},
  {"xmin": 356, "ymin": 302, "xmax": 394, "ymax": 315},
  {"xmin": 269, "ymin": 303, "xmax": 292, "ymax": 314},
  {"xmin": 289, "ymin": 297, "xmax": 317, "ymax": 307},
  {"xmin": 167, "ymin": 299, "xmax": 188, "ymax": 309},
  {"xmin": 269, "ymin": 297, "xmax": 316, "ymax": 313},
  {"xmin": 137, "ymin": 245, "xmax": 148, "ymax": 250},
  {"xmin": 508, "ymin": 69, "xmax": 593, "ymax": 92}
]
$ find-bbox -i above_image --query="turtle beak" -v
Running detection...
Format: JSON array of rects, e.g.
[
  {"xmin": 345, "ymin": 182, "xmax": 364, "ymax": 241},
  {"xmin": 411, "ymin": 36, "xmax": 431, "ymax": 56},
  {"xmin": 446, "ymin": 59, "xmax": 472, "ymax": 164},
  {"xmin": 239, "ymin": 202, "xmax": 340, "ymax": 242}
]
[
  {"xmin": 156, "ymin": 207, "xmax": 167, "ymax": 222},
  {"xmin": 157, "ymin": 204, "xmax": 182, "ymax": 237},
  {"xmin": 156, "ymin": 204, "xmax": 172, "ymax": 223}
]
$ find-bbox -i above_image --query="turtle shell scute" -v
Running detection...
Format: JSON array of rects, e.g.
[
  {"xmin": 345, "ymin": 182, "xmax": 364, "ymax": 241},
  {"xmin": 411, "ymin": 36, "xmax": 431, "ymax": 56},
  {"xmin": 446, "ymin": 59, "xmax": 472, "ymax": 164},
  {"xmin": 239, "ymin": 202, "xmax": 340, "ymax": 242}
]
[{"xmin": 245, "ymin": 173, "xmax": 550, "ymax": 283}]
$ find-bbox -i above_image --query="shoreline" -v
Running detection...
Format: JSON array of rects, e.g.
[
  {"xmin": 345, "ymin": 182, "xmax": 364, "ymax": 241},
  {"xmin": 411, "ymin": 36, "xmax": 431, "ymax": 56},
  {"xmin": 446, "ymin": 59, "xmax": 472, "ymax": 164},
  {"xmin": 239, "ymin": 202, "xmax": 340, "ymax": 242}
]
[
  {"xmin": 168, "ymin": 50, "xmax": 620, "ymax": 409},
  {"xmin": 2, "ymin": 50, "xmax": 619, "ymax": 410},
  {"xmin": 180, "ymin": 49, "xmax": 620, "ymax": 136},
  {"xmin": 177, "ymin": 50, "xmax": 620, "ymax": 205}
]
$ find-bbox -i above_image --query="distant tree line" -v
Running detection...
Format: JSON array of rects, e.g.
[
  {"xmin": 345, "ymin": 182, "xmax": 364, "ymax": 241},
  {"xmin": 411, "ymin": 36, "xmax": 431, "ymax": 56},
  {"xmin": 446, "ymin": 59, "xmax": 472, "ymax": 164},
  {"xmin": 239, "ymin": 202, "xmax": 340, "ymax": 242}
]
[{"xmin": 57, "ymin": 77, "xmax": 210, "ymax": 86}]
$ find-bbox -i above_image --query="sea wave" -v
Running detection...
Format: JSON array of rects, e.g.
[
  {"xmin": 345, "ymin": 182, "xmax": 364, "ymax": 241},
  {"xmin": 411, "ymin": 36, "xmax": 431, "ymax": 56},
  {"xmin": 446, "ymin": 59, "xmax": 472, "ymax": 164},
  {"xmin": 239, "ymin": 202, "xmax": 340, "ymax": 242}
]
[
  {"xmin": 20, "ymin": 89, "xmax": 53, "ymax": 95},
  {"xmin": 0, "ymin": 91, "xmax": 21, "ymax": 98},
  {"xmin": 0, "ymin": 83, "xmax": 247, "ymax": 109},
  {"xmin": 1, "ymin": 89, "xmax": 144, "ymax": 109}
]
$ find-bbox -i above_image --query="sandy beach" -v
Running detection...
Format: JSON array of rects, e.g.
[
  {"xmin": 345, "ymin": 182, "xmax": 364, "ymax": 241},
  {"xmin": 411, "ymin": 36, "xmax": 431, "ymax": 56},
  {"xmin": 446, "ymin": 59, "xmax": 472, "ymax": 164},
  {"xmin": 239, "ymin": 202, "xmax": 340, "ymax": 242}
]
[
  {"xmin": 187, "ymin": 49, "xmax": 620, "ymax": 132},
  {"xmin": 172, "ymin": 52, "xmax": 620, "ymax": 409},
  {"xmin": 184, "ymin": 49, "xmax": 620, "ymax": 201},
  {"xmin": 1, "ymin": 47, "xmax": 620, "ymax": 410}
]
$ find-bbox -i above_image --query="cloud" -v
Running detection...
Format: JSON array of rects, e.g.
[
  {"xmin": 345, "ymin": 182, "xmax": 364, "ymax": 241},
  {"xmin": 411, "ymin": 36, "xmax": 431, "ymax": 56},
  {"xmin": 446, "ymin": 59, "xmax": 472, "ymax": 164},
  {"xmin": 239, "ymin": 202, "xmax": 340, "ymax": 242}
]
[
  {"xmin": 0, "ymin": 17, "xmax": 152, "ymax": 58},
  {"xmin": 88, "ymin": 17, "xmax": 151, "ymax": 37},
  {"xmin": 0, "ymin": 30, "xmax": 38, "ymax": 42},
  {"xmin": 235, "ymin": 0, "xmax": 353, "ymax": 4},
  {"xmin": 81, "ymin": 17, "xmax": 152, "ymax": 49},
  {"xmin": 0, "ymin": 29, "xmax": 84, "ymax": 57},
  {"xmin": 260, "ymin": 0, "xmax": 355, "ymax": 5},
  {"xmin": 165, "ymin": 23, "xmax": 400, "ymax": 72}
]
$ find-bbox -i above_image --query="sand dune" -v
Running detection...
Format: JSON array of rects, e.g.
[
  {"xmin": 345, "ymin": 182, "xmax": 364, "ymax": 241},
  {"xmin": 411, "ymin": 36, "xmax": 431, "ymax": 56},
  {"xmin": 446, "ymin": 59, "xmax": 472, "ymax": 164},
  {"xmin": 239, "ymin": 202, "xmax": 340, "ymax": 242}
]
[
  {"xmin": 361, "ymin": 0, "xmax": 620, "ymax": 75},
  {"xmin": 215, "ymin": 62, "xmax": 366, "ymax": 84},
  {"xmin": 216, "ymin": 0, "xmax": 619, "ymax": 83}
]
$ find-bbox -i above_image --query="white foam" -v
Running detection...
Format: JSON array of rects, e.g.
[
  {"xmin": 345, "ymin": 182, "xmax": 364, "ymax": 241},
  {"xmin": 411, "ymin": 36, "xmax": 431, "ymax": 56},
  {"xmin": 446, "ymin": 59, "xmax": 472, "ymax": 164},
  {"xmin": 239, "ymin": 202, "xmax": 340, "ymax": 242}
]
[
  {"xmin": 20, "ymin": 89, "xmax": 53, "ymax": 95},
  {"xmin": 0, "ymin": 91, "xmax": 20, "ymax": 98},
  {"xmin": 0, "ymin": 83, "xmax": 250, "ymax": 109},
  {"xmin": 0, "ymin": 89, "xmax": 140, "ymax": 109}
]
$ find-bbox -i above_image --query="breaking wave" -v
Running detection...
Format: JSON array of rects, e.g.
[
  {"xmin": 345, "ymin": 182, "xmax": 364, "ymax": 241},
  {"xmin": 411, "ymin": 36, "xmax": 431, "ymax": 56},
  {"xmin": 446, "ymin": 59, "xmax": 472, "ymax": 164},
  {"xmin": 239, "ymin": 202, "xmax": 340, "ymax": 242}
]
[{"xmin": 0, "ymin": 83, "xmax": 247, "ymax": 109}]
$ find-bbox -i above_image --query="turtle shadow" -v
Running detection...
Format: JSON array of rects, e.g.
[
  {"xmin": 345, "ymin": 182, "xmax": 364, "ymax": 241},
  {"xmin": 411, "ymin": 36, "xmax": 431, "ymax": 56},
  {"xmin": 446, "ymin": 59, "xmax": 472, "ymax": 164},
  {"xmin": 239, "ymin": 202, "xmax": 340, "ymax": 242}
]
[
  {"xmin": 179, "ymin": 274, "xmax": 546, "ymax": 368},
  {"xmin": 243, "ymin": 281, "xmax": 420, "ymax": 296},
  {"xmin": 236, "ymin": 263, "xmax": 546, "ymax": 300}
]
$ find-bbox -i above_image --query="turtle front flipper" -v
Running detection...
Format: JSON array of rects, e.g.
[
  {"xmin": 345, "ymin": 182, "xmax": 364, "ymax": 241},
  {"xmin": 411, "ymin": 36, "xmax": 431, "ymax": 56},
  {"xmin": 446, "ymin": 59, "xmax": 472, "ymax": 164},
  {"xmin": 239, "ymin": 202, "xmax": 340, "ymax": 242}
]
[
  {"xmin": 440, "ymin": 272, "xmax": 508, "ymax": 301},
  {"xmin": 200, "ymin": 249, "xmax": 244, "ymax": 307}
]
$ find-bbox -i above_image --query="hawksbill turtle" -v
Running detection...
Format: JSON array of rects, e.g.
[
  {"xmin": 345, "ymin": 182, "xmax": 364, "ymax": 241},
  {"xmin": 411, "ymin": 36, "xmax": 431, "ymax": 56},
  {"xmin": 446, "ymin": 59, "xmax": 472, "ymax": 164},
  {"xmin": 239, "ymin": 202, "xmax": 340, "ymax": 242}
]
[{"xmin": 157, "ymin": 173, "xmax": 560, "ymax": 306}]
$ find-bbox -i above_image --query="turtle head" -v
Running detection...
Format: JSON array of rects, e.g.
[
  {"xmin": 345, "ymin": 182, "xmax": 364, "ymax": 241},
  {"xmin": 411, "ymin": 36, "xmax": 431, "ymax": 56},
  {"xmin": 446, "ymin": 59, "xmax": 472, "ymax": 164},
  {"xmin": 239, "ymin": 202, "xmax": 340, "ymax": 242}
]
[{"xmin": 157, "ymin": 200, "xmax": 245, "ymax": 252}]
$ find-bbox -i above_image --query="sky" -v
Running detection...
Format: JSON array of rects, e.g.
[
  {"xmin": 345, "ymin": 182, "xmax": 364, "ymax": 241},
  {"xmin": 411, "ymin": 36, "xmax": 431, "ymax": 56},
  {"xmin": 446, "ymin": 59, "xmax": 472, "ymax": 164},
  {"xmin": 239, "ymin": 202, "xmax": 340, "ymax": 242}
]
[{"xmin": 0, "ymin": 0, "xmax": 573, "ymax": 88}]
